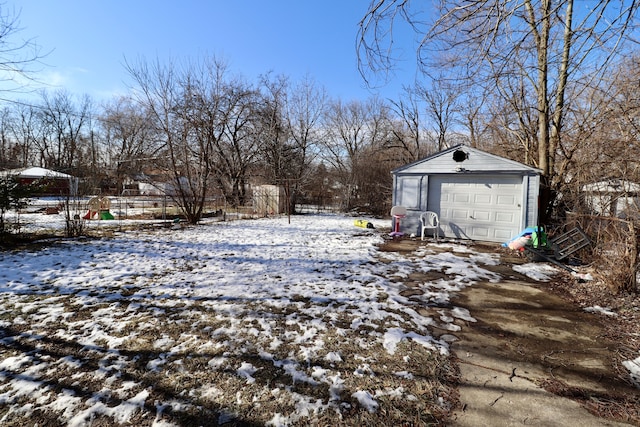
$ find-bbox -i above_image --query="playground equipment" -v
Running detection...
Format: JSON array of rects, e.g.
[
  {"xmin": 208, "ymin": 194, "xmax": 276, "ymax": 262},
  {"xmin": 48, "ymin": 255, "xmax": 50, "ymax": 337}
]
[
  {"xmin": 523, "ymin": 226, "xmax": 591, "ymax": 272},
  {"xmin": 83, "ymin": 196, "xmax": 114, "ymax": 220},
  {"xmin": 389, "ymin": 206, "xmax": 407, "ymax": 237},
  {"xmin": 504, "ymin": 225, "xmax": 591, "ymax": 272}
]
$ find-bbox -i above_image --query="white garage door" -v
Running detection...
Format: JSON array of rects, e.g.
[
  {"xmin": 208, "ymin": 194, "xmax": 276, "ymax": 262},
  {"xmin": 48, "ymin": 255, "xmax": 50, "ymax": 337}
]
[{"xmin": 428, "ymin": 175, "xmax": 523, "ymax": 242}]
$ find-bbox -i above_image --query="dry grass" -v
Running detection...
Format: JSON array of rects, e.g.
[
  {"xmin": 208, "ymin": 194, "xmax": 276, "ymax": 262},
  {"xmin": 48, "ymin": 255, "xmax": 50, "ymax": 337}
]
[
  {"xmin": 540, "ymin": 269, "xmax": 640, "ymax": 425},
  {"xmin": 0, "ymin": 290, "xmax": 458, "ymax": 426}
]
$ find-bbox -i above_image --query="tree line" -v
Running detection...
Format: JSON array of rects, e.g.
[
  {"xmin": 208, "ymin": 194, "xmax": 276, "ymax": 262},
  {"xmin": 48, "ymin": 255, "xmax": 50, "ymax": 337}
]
[
  {"xmin": 2, "ymin": 47, "xmax": 640, "ymax": 223},
  {"xmin": 3, "ymin": 1, "xmax": 640, "ymax": 227},
  {"xmin": 359, "ymin": 0, "xmax": 640, "ymax": 223},
  {"xmin": 0, "ymin": 57, "xmax": 443, "ymax": 222}
]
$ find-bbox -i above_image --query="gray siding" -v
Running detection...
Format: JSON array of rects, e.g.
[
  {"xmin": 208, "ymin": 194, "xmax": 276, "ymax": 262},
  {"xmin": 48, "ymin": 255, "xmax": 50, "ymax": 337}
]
[
  {"xmin": 391, "ymin": 145, "xmax": 542, "ymax": 242},
  {"xmin": 524, "ymin": 174, "xmax": 541, "ymax": 227},
  {"xmin": 394, "ymin": 146, "xmax": 539, "ymax": 175}
]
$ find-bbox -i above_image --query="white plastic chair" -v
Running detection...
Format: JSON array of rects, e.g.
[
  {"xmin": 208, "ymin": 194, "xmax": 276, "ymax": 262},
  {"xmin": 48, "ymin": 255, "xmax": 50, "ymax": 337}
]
[{"xmin": 420, "ymin": 211, "xmax": 440, "ymax": 242}]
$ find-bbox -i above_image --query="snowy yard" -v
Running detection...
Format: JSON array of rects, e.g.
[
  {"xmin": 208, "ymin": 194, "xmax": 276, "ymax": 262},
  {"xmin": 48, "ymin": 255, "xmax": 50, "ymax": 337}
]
[{"xmin": 0, "ymin": 213, "xmax": 638, "ymax": 426}]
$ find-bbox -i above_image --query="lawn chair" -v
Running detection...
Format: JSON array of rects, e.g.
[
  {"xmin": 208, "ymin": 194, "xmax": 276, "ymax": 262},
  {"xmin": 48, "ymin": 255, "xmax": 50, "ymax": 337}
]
[{"xmin": 420, "ymin": 211, "xmax": 440, "ymax": 242}]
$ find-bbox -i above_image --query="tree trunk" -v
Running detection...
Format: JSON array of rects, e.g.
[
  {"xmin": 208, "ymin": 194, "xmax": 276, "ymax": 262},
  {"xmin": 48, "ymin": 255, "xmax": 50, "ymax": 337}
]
[{"xmin": 549, "ymin": 0, "xmax": 574, "ymax": 187}]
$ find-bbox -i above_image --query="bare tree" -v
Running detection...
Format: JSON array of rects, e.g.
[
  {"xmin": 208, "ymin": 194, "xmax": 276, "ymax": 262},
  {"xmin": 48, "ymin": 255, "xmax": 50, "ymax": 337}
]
[
  {"xmin": 418, "ymin": 79, "xmax": 459, "ymax": 151},
  {"xmin": 358, "ymin": 0, "xmax": 640, "ymax": 221},
  {"xmin": 101, "ymin": 96, "xmax": 159, "ymax": 194},
  {"xmin": 285, "ymin": 75, "xmax": 327, "ymax": 207},
  {"xmin": 0, "ymin": 107, "xmax": 11, "ymax": 168},
  {"xmin": 255, "ymin": 73, "xmax": 293, "ymax": 184},
  {"xmin": 126, "ymin": 57, "xmax": 212, "ymax": 223},
  {"xmin": 6, "ymin": 102, "xmax": 42, "ymax": 167},
  {"xmin": 569, "ymin": 55, "xmax": 640, "ymax": 185},
  {"xmin": 0, "ymin": 3, "xmax": 46, "ymax": 95},
  {"xmin": 388, "ymin": 86, "xmax": 430, "ymax": 164},
  {"xmin": 484, "ymin": 82, "xmax": 539, "ymax": 165},
  {"xmin": 127, "ymin": 56, "xmax": 264, "ymax": 220},
  {"xmin": 323, "ymin": 99, "xmax": 370, "ymax": 210},
  {"xmin": 38, "ymin": 90, "xmax": 92, "ymax": 173},
  {"xmin": 252, "ymin": 73, "xmax": 330, "ymax": 212},
  {"xmin": 213, "ymin": 77, "xmax": 260, "ymax": 207},
  {"xmin": 456, "ymin": 91, "xmax": 488, "ymax": 149},
  {"xmin": 323, "ymin": 97, "xmax": 393, "ymax": 212}
]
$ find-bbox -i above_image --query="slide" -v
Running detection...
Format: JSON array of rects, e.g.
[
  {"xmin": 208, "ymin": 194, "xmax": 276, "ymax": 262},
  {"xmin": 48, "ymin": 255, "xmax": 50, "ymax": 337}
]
[
  {"xmin": 83, "ymin": 210, "xmax": 95, "ymax": 220},
  {"xmin": 99, "ymin": 210, "xmax": 114, "ymax": 220}
]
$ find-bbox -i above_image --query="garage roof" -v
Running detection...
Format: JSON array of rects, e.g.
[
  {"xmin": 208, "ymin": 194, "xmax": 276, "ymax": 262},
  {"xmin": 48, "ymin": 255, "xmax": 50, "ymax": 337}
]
[{"xmin": 392, "ymin": 145, "xmax": 541, "ymax": 175}]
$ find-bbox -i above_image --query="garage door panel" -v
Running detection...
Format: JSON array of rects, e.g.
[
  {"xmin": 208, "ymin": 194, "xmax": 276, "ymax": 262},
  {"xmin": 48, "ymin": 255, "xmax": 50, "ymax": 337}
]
[
  {"xmin": 496, "ymin": 194, "xmax": 517, "ymax": 205},
  {"xmin": 453, "ymin": 194, "xmax": 470, "ymax": 203},
  {"xmin": 472, "ymin": 210, "xmax": 491, "ymax": 221},
  {"xmin": 470, "ymin": 226, "xmax": 490, "ymax": 238},
  {"xmin": 451, "ymin": 209, "xmax": 470, "ymax": 219},
  {"xmin": 474, "ymin": 194, "xmax": 492, "ymax": 204},
  {"xmin": 494, "ymin": 228, "xmax": 515, "ymax": 240},
  {"xmin": 428, "ymin": 175, "xmax": 523, "ymax": 242},
  {"xmin": 495, "ymin": 211, "xmax": 516, "ymax": 223}
]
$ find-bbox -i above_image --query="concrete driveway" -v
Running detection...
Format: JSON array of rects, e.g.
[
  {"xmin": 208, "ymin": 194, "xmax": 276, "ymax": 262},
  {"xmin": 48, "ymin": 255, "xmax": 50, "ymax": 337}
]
[{"xmin": 381, "ymin": 237, "xmax": 639, "ymax": 426}]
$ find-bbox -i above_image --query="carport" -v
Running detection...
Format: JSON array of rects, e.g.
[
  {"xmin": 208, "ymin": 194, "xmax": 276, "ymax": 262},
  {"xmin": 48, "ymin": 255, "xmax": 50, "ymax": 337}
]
[{"xmin": 391, "ymin": 145, "xmax": 541, "ymax": 243}]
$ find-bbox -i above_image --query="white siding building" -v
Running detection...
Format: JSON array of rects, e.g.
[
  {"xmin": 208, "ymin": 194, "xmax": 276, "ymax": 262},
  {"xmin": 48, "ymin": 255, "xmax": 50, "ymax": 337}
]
[{"xmin": 391, "ymin": 145, "xmax": 541, "ymax": 243}]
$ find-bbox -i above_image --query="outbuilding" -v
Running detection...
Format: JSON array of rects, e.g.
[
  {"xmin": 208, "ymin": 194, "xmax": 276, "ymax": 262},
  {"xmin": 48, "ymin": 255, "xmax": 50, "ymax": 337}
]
[
  {"xmin": 391, "ymin": 145, "xmax": 541, "ymax": 243},
  {"xmin": 581, "ymin": 179, "xmax": 640, "ymax": 219},
  {"xmin": 0, "ymin": 166, "xmax": 78, "ymax": 196}
]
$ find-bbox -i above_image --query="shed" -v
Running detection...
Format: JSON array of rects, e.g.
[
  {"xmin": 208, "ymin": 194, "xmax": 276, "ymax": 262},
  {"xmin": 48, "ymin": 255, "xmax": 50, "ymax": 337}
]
[
  {"xmin": 391, "ymin": 145, "xmax": 541, "ymax": 243},
  {"xmin": 582, "ymin": 179, "xmax": 640, "ymax": 218},
  {"xmin": 253, "ymin": 185, "xmax": 286, "ymax": 215}
]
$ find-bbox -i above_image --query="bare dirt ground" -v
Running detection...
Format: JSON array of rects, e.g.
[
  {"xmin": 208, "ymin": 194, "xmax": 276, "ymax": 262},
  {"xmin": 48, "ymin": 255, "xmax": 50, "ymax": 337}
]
[{"xmin": 380, "ymin": 238, "xmax": 640, "ymax": 426}]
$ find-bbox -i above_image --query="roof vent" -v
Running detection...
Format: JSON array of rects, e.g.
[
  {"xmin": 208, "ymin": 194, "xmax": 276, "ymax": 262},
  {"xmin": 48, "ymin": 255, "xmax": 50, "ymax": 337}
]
[{"xmin": 453, "ymin": 149, "xmax": 468, "ymax": 162}]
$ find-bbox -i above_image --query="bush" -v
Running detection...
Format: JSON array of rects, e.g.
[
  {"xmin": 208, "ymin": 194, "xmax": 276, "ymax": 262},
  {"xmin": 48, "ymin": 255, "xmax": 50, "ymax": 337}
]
[
  {"xmin": 568, "ymin": 213, "xmax": 639, "ymax": 293},
  {"xmin": 0, "ymin": 175, "xmax": 41, "ymax": 235}
]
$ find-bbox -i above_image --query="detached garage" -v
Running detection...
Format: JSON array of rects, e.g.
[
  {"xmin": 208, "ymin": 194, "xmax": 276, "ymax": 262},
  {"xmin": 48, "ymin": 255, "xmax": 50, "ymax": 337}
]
[{"xmin": 391, "ymin": 145, "xmax": 541, "ymax": 243}]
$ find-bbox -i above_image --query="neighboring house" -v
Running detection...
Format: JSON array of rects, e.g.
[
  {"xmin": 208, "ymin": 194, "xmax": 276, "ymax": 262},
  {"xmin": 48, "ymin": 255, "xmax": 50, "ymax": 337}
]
[
  {"xmin": 130, "ymin": 173, "xmax": 182, "ymax": 197},
  {"xmin": 129, "ymin": 173, "xmax": 165, "ymax": 196},
  {"xmin": 137, "ymin": 181, "xmax": 168, "ymax": 197},
  {"xmin": 0, "ymin": 167, "xmax": 78, "ymax": 196},
  {"xmin": 582, "ymin": 179, "xmax": 640, "ymax": 219},
  {"xmin": 391, "ymin": 145, "xmax": 541, "ymax": 243}
]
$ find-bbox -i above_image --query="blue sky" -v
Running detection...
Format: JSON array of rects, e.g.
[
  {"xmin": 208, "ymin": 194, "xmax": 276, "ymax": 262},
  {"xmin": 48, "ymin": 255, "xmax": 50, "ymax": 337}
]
[{"xmin": 4, "ymin": 1, "xmax": 420, "ymax": 103}]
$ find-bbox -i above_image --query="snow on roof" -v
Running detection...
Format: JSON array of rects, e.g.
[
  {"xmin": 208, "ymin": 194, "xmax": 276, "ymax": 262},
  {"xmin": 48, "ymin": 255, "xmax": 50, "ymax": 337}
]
[
  {"xmin": 392, "ymin": 144, "xmax": 542, "ymax": 175},
  {"xmin": 0, "ymin": 167, "xmax": 75, "ymax": 179}
]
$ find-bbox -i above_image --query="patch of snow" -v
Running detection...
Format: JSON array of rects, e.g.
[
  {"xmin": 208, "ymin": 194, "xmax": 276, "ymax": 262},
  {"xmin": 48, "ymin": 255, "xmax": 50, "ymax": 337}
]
[
  {"xmin": 394, "ymin": 371, "xmax": 414, "ymax": 379},
  {"xmin": 236, "ymin": 362, "xmax": 258, "ymax": 384},
  {"xmin": 451, "ymin": 307, "xmax": 476, "ymax": 322},
  {"xmin": 584, "ymin": 306, "xmax": 617, "ymax": 317},
  {"xmin": 623, "ymin": 356, "xmax": 640, "ymax": 388},
  {"xmin": 513, "ymin": 263, "xmax": 559, "ymax": 281},
  {"xmin": 383, "ymin": 328, "xmax": 405, "ymax": 355},
  {"xmin": 572, "ymin": 272, "xmax": 594, "ymax": 281},
  {"xmin": 0, "ymin": 213, "xmax": 538, "ymax": 423},
  {"xmin": 352, "ymin": 390, "xmax": 378, "ymax": 413},
  {"xmin": 324, "ymin": 352, "xmax": 342, "ymax": 363}
]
